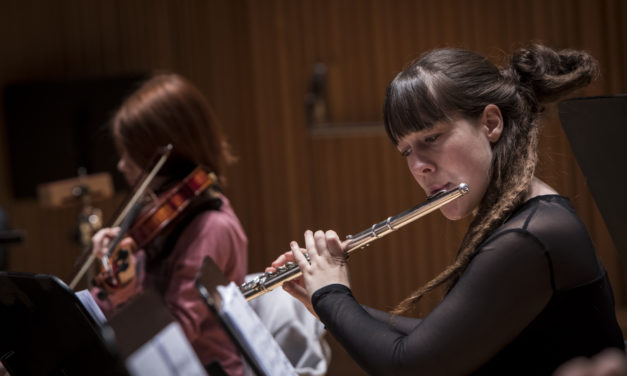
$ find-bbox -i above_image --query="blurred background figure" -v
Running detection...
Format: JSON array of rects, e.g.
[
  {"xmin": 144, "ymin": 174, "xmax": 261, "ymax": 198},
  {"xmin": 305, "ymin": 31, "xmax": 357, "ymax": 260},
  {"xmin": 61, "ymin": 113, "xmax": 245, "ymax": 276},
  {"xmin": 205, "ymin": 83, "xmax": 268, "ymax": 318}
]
[{"xmin": 87, "ymin": 73, "xmax": 248, "ymax": 375}]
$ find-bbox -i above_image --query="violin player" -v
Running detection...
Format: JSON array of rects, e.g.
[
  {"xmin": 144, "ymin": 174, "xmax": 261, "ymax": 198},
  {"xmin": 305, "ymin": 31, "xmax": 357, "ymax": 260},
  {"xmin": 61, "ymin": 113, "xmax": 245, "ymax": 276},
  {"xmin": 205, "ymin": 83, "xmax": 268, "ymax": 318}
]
[{"xmin": 89, "ymin": 73, "xmax": 248, "ymax": 375}]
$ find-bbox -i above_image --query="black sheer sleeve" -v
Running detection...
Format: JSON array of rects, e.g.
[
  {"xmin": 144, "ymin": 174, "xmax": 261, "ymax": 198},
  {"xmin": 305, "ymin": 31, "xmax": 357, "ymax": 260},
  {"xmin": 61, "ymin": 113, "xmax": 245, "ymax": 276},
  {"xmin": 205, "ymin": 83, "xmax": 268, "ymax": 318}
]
[
  {"xmin": 313, "ymin": 230, "xmax": 554, "ymax": 375},
  {"xmin": 312, "ymin": 286, "xmax": 422, "ymax": 333},
  {"xmin": 362, "ymin": 306, "xmax": 422, "ymax": 333}
]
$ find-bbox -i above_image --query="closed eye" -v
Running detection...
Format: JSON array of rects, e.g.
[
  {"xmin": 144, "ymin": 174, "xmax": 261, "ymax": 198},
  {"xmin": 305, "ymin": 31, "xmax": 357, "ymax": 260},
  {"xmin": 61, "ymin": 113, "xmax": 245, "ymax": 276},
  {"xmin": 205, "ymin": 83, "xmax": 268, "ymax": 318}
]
[
  {"xmin": 400, "ymin": 148, "xmax": 411, "ymax": 158},
  {"xmin": 425, "ymin": 134, "xmax": 440, "ymax": 143}
]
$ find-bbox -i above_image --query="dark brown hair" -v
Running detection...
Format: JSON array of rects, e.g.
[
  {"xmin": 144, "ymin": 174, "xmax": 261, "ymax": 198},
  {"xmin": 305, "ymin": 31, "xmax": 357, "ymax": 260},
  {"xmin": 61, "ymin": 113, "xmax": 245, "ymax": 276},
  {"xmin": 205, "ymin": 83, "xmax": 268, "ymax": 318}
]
[
  {"xmin": 112, "ymin": 73, "xmax": 235, "ymax": 183},
  {"xmin": 385, "ymin": 45, "xmax": 599, "ymax": 314}
]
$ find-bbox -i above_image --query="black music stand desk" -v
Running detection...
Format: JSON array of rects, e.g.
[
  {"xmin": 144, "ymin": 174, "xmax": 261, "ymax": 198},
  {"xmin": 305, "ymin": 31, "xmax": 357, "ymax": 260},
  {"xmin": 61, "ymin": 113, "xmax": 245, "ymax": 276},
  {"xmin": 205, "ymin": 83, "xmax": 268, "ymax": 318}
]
[
  {"xmin": 0, "ymin": 271, "xmax": 128, "ymax": 375},
  {"xmin": 0, "ymin": 271, "xmax": 209, "ymax": 376}
]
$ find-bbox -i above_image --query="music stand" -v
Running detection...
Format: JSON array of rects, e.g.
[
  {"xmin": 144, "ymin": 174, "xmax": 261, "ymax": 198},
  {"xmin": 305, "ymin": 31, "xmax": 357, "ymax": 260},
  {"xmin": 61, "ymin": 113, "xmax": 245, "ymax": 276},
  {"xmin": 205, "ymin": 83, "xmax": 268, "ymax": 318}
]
[
  {"xmin": 558, "ymin": 94, "xmax": 627, "ymax": 268},
  {"xmin": 107, "ymin": 289, "xmax": 208, "ymax": 376},
  {"xmin": 0, "ymin": 272, "xmax": 128, "ymax": 375},
  {"xmin": 195, "ymin": 257, "xmax": 297, "ymax": 376}
]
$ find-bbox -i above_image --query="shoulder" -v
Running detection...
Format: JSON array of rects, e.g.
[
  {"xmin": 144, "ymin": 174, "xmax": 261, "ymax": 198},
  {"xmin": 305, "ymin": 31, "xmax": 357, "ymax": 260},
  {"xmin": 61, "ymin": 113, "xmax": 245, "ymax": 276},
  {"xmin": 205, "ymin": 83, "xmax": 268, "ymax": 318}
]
[
  {"xmin": 172, "ymin": 195, "xmax": 248, "ymax": 280},
  {"xmin": 171, "ymin": 194, "xmax": 248, "ymax": 257},
  {"xmin": 475, "ymin": 196, "xmax": 583, "ymax": 269},
  {"xmin": 487, "ymin": 195, "xmax": 584, "ymax": 247},
  {"xmin": 184, "ymin": 195, "xmax": 246, "ymax": 238},
  {"xmin": 461, "ymin": 198, "xmax": 572, "ymax": 297},
  {"xmin": 479, "ymin": 195, "xmax": 600, "ymax": 289}
]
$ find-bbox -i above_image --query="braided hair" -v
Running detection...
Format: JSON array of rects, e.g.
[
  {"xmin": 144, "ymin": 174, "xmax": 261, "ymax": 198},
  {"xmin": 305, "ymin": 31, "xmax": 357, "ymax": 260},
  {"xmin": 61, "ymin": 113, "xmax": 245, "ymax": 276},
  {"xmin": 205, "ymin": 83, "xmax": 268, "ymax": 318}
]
[{"xmin": 384, "ymin": 45, "xmax": 599, "ymax": 314}]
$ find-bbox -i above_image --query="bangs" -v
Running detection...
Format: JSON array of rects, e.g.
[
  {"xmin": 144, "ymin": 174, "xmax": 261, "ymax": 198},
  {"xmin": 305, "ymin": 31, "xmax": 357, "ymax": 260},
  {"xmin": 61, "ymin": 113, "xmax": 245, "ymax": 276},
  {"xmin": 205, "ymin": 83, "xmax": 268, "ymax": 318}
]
[{"xmin": 383, "ymin": 69, "xmax": 448, "ymax": 144}]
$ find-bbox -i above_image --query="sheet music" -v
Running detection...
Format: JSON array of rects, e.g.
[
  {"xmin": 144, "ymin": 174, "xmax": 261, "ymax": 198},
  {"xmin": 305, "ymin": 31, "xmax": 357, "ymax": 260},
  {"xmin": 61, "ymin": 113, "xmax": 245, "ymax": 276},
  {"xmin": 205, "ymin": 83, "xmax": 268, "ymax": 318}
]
[
  {"xmin": 125, "ymin": 322, "xmax": 207, "ymax": 376},
  {"xmin": 217, "ymin": 282, "xmax": 297, "ymax": 376},
  {"xmin": 75, "ymin": 289, "xmax": 107, "ymax": 326}
]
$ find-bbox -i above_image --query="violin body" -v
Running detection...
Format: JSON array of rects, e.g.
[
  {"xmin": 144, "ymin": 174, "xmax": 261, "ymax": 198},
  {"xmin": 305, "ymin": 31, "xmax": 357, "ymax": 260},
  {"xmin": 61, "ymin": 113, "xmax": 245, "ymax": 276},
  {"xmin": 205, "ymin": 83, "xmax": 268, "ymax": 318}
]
[
  {"xmin": 129, "ymin": 167, "xmax": 216, "ymax": 248},
  {"xmin": 94, "ymin": 166, "xmax": 217, "ymax": 293}
]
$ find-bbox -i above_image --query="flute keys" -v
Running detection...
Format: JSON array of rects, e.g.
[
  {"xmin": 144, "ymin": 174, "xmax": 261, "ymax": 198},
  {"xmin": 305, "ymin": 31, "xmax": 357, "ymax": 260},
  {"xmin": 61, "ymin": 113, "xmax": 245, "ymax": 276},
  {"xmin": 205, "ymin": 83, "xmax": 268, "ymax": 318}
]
[{"xmin": 273, "ymin": 262, "xmax": 296, "ymax": 276}]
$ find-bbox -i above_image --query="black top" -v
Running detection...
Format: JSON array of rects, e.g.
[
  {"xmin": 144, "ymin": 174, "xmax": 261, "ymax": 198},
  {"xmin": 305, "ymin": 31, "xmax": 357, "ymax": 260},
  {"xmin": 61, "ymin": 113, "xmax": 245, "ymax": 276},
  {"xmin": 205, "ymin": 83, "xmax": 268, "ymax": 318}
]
[{"xmin": 312, "ymin": 195, "xmax": 624, "ymax": 375}]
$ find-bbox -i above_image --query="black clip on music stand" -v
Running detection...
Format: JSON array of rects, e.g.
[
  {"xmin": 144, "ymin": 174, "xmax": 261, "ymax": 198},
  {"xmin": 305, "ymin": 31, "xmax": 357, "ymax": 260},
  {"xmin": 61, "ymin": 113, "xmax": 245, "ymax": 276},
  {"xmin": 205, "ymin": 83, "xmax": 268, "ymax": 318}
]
[
  {"xmin": 0, "ymin": 271, "xmax": 128, "ymax": 376},
  {"xmin": 195, "ymin": 257, "xmax": 297, "ymax": 376}
]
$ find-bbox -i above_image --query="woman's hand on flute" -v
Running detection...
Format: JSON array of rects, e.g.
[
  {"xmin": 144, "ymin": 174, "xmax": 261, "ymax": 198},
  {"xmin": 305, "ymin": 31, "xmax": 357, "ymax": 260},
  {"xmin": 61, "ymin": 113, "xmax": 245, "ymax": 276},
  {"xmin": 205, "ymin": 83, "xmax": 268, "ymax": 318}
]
[
  {"xmin": 267, "ymin": 229, "xmax": 350, "ymax": 319},
  {"xmin": 266, "ymin": 250, "xmax": 315, "ymax": 316},
  {"xmin": 290, "ymin": 230, "xmax": 351, "ymax": 298}
]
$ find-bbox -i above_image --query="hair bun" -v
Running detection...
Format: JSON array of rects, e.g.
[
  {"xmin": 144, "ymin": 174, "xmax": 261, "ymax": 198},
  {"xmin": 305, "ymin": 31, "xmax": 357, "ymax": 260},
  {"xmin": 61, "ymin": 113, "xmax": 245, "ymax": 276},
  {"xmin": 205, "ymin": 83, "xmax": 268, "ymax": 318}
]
[{"xmin": 509, "ymin": 44, "xmax": 599, "ymax": 104}]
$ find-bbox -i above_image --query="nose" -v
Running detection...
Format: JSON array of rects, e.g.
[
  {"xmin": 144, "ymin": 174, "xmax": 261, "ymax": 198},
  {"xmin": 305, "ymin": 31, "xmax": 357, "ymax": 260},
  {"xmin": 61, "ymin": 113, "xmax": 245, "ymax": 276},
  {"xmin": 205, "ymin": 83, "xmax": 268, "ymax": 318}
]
[
  {"xmin": 408, "ymin": 153, "xmax": 435, "ymax": 176},
  {"xmin": 117, "ymin": 158, "xmax": 125, "ymax": 173}
]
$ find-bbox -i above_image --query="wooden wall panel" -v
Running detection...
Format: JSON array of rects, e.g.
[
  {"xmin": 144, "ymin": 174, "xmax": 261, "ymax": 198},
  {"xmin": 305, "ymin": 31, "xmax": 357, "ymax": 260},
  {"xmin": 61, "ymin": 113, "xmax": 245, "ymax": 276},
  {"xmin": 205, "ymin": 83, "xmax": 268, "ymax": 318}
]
[{"xmin": 0, "ymin": 1, "xmax": 625, "ymax": 375}]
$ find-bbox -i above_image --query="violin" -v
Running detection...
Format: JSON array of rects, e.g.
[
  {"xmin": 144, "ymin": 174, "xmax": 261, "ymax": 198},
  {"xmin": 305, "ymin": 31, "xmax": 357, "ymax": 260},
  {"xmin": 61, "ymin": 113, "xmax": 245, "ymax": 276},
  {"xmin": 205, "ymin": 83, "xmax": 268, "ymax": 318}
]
[
  {"xmin": 69, "ymin": 145, "xmax": 174, "ymax": 290},
  {"xmin": 127, "ymin": 166, "xmax": 217, "ymax": 248},
  {"xmin": 69, "ymin": 144, "xmax": 217, "ymax": 291},
  {"xmin": 96, "ymin": 166, "xmax": 218, "ymax": 292}
]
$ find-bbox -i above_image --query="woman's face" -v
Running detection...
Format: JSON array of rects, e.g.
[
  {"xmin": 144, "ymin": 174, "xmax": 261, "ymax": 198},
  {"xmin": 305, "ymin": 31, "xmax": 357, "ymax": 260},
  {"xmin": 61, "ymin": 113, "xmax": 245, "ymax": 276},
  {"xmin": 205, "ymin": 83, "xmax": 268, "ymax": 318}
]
[
  {"xmin": 116, "ymin": 146, "xmax": 143, "ymax": 187},
  {"xmin": 113, "ymin": 123, "xmax": 145, "ymax": 187},
  {"xmin": 396, "ymin": 114, "xmax": 500, "ymax": 220}
]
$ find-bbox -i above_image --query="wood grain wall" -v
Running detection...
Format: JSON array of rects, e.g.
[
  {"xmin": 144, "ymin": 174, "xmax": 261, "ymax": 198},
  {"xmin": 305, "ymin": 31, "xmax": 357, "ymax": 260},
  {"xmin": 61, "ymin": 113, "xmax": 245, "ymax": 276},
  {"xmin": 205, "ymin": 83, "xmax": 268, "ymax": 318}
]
[{"xmin": 0, "ymin": 1, "xmax": 625, "ymax": 375}]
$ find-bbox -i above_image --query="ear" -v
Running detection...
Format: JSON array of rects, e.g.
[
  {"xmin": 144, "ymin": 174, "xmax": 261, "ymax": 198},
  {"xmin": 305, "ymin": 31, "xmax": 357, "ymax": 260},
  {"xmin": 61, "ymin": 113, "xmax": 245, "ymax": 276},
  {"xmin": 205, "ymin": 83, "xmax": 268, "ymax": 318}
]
[{"xmin": 481, "ymin": 104, "xmax": 503, "ymax": 143}]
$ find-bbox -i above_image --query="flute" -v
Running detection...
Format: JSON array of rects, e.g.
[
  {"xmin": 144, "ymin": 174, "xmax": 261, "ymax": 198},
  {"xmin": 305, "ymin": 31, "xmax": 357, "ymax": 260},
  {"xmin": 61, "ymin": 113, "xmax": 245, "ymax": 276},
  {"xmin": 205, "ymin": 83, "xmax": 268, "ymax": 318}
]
[{"xmin": 241, "ymin": 183, "xmax": 469, "ymax": 301}]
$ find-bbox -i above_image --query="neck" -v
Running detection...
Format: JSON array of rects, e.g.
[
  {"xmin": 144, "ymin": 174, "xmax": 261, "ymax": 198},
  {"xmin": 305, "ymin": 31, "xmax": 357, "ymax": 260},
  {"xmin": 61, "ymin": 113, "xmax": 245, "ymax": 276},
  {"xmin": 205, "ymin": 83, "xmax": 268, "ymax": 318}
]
[{"xmin": 524, "ymin": 177, "xmax": 558, "ymax": 201}]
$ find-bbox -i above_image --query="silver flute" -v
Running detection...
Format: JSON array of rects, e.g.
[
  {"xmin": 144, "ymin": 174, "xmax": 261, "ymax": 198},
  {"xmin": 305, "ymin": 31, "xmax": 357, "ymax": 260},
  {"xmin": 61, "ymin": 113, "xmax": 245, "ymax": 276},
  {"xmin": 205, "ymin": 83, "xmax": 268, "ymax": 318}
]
[{"xmin": 241, "ymin": 183, "xmax": 469, "ymax": 301}]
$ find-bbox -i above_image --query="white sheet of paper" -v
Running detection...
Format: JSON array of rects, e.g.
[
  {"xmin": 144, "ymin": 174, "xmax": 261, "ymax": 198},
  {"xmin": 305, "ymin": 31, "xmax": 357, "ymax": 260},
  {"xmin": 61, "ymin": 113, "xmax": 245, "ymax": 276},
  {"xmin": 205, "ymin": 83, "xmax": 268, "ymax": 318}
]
[
  {"xmin": 125, "ymin": 322, "xmax": 207, "ymax": 376},
  {"xmin": 75, "ymin": 289, "xmax": 107, "ymax": 326},
  {"xmin": 217, "ymin": 282, "xmax": 297, "ymax": 376}
]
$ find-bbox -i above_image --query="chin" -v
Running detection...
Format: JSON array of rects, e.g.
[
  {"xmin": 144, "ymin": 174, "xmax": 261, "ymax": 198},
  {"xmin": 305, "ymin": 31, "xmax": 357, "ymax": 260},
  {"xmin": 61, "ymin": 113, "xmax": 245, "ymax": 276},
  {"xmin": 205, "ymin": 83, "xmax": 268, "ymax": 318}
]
[
  {"xmin": 439, "ymin": 203, "xmax": 471, "ymax": 221},
  {"xmin": 441, "ymin": 211, "xmax": 463, "ymax": 221}
]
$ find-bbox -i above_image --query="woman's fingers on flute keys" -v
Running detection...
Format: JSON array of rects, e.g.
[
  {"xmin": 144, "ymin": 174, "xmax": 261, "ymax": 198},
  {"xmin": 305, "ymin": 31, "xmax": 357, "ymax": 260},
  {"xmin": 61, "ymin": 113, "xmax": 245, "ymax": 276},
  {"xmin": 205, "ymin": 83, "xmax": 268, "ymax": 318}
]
[
  {"xmin": 267, "ymin": 251, "xmax": 295, "ymax": 272},
  {"xmin": 324, "ymin": 230, "xmax": 344, "ymax": 258},
  {"xmin": 291, "ymin": 240, "xmax": 310, "ymax": 270}
]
